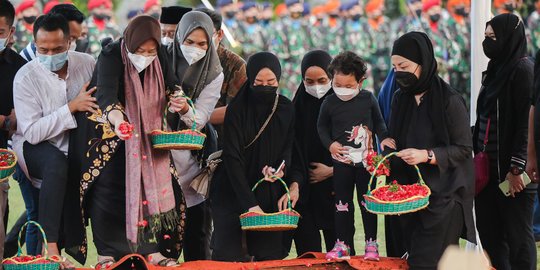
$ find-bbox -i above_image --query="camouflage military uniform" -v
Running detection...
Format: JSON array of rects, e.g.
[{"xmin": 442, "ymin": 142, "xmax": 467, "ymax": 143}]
[
  {"xmin": 237, "ymin": 22, "xmax": 267, "ymax": 59},
  {"xmin": 422, "ymin": 19, "xmax": 462, "ymax": 85},
  {"xmin": 269, "ymin": 18, "xmax": 313, "ymax": 99},
  {"xmin": 365, "ymin": 17, "xmax": 392, "ymax": 92},
  {"xmin": 222, "ymin": 17, "xmax": 244, "ymax": 55},
  {"xmin": 13, "ymin": 21, "xmax": 33, "ymax": 53},
  {"xmin": 85, "ymin": 17, "xmax": 121, "ymax": 59},
  {"xmin": 323, "ymin": 18, "xmax": 346, "ymax": 56},
  {"xmin": 528, "ymin": 11, "xmax": 540, "ymax": 54},
  {"xmin": 343, "ymin": 17, "xmax": 374, "ymax": 90},
  {"xmin": 448, "ymin": 18, "xmax": 471, "ymax": 103}
]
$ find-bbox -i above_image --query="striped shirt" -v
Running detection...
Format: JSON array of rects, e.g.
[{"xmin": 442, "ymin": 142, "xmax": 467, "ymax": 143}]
[{"xmin": 19, "ymin": 42, "xmax": 36, "ymax": 62}]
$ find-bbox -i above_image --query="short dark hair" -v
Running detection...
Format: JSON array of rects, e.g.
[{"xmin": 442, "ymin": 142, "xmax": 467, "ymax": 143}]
[
  {"xmin": 0, "ymin": 0, "xmax": 15, "ymax": 27},
  {"xmin": 33, "ymin": 13, "xmax": 70, "ymax": 40},
  {"xmin": 50, "ymin": 4, "xmax": 85, "ymax": 24},
  {"xmin": 328, "ymin": 51, "xmax": 367, "ymax": 81},
  {"xmin": 195, "ymin": 7, "xmax": 222, "ymax": 31}
]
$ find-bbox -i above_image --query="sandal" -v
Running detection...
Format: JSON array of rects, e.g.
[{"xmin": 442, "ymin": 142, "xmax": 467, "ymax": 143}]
[
  {"xmin": 157, "ymin": 258, "xmax": 179, "ymax": 267},
  {"xmin": 59, "ymin": 256, "xmax": 76, "ymax": 270},
  {"xmin": 94, "ymin": 258, "xmax": 116, "ymax": 270}
]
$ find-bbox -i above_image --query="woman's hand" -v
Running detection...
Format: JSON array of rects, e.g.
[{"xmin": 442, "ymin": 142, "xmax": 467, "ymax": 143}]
[
  {"xmin": 397, "ymin": 148, "xmax": 428, "ymax": 165},
  {"xmin": 380, "ymin": 138, "xmax": 397, "ymax": 151},
  {"xmin": 169, "ymin": 97, "xmax": 189, "ymax": 114},
  {"xmin": 262, "ymin": 165, "xmax": 284, "ymax": 182},
  {"xmin": 309, "ymin": 162, "xmax": 333, "ymax": 183},
  {"xmin": 248, "ymin": 205, "xmax": 264, "ymax": 213},
  {"xmin": 507, "ymin": 172, "xmax": 525, "ymax": 197},
  {"xmin": 526, "ymin": 155, "xmax": 539, "ymax": 183},
  {"xmin": 278, "ymin": 182, "xmax": 299, "ymax": 211}
]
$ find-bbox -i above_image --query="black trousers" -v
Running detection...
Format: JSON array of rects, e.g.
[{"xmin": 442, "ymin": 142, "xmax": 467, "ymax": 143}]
[
  {"xmin": 210, "ymin": 196, "xmax": 285, "ymax": 262},
  {"xmin": 385, "ymin": 203, "xmax": 463, "ymax": 270},
  {"xmin": 24, "ymin": 141, "xmax": 69, "ymax": 243},
  {"xmin": 183, "ymin": 201, "xmax": 212, "ymax": 261},
  {"xmin": 475, "ymin": 183, "xmax": 537, "ymax": 270},
  {"xmin": 86, "ymin": 145, "xmax": 158, "ymax": 260},
  {"xmin": 333, "ymin": 162, "xmax": 377, "ymax": 255}
]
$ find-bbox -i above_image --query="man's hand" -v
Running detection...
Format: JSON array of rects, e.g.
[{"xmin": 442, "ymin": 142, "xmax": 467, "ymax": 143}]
[{"xmin": 68, "ymin": 83, "xmax": 98, "ymax": 114}]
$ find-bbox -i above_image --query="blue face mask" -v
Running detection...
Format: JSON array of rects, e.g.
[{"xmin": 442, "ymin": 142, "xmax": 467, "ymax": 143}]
[
  {"xmin": 0, "ymin": 38, "xmax": 7, "ymax": 53},
  {"xmin": 36, "ymin": 51, "xmax": 68, "ymax": 72}
]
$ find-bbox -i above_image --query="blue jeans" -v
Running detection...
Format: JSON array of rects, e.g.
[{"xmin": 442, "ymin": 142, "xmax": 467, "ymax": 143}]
[{"xmin": 12, "ymin": 165, "xmax": 40, "ymax": 255}]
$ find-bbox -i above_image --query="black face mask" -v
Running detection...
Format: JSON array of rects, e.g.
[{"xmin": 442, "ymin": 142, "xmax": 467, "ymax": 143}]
[
  {"xmin": 75, "ymin": 38, "xmax": 89, "ymax": 53},
  {"xmin": 23, "ymin": 16, "xmax": 36, "ymax": 24},
  {"xmin": 482, "ymin": 37, "xmax": 501, "ymax": 59},
  {"xmin": 429, "ymin": 14, "xmax": 441, "ymax": 22},
  {"xmin": 504, "ymin": 3, "xmax": 515, "ymax": 12},
  {"xmin": 225, "ymin": 11, "xmax": 236, "ymax": 19},
  {"xmin": 395, "ymin": 69, "xmax": 422, "ymax": 94},
  {"xmin": 252, "ymin": 85, "xmax": 278, "ymax": 94},
  {"xmin": 94, "ymin": 13, "xmax": 111, "ymax": 21},
  {"xmin": 455, "ymin": 7, "xmax": 468, "ymax": 17},
  {"xmin": 150, "ymin": 12, "xmax": 160, "ymax": 20},
  {"xmin": 414, "ymin": 9, "xmax": 422, "ymax": 18},
  {"xmin": 351, "ymin": 14, "xmax": 361, "ymax": 21},
  {"xmin": 330, "ymin": 14, "xmax": 339, "ymax": 19}
]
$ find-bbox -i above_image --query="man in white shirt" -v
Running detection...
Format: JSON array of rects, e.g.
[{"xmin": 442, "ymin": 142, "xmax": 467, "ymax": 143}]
[{"xmin": 12, "ymin": 13, "xmax": 96, "ymax": 267}]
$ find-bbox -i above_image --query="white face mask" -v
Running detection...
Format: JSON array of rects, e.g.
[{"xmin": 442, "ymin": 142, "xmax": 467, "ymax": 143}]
[
  {"xmin": 69, "ymin": 40, "xmax": 77, "ymax": 51},
  {"xmin": 0, "ymin": 31, "xmax": 11, "ymax": 53},
  {"xmin": 212, "ymin": 34, "xmax": 220, "ymax": 48},
  {"xmin": 161, "ymin": 37, "xmax": 173, "ymax": 46},
  {"xmin": 305, "ymin": 82, "xmax": 331, "ymax": 99},
  {"xmin": 333, "ymin": 86, "xmax": 360, "ymax": 101},
  {"xmin": 127, "ymin": 52, "xmax": 156, "ymax": 73},
  {"xmin": 180, "ymin": 44, "xmax": 206, "ymax": 65}
]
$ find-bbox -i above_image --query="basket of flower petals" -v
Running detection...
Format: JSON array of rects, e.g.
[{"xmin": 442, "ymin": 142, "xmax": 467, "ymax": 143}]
[{"xmin": 363, "ymin": 152, "xmax": 431, "ymax": 215}]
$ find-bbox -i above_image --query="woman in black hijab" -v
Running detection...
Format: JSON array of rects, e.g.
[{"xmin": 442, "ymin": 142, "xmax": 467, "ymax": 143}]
[
  {"xmin": 474, "ymin": 14, "xmax": 537, "ymax": 270},
  {"xmin": 386, "ymin": 31, "xmax": 475, "ymax": 270},
  {"xmin": 210, "ymin": 52, "xmax": 297, "ymax": 262},
  {"xmin": 285, "ymin": 50, "xmax": 335, "ymax": 255}
]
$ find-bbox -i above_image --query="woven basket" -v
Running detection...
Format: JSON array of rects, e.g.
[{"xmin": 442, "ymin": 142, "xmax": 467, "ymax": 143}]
[
  {"xmin": 151, "ymin": 96, "xmax": 206, "ymax": 150},
  {"xmin": 0, "ymin": 149, "xmax": 17, "ymax": 182},
  {"xmin": 2, "ymin": 221, "xmax": 61, "ymax": 270},
  {"xmin": 240, "ymin": 177, "xmax": 300, "ymax": 231},
  {"xmin": 363, "ymin": 152, "xmax": 431, "ymax": 215}
]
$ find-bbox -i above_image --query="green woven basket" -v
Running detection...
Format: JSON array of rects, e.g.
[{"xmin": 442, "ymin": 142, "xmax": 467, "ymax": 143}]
[
  {"xmin": 2, "ymin": 221, "xmax": 61, "ymax": 270},
  {"xmin": 151, "ymin": 96, "xmax": 206, "ymax": 150},
  {"xmin": 363, "ymin": 152, "xmax": 431, "ymax": 215},
  {"xmin": 240, "ymin": 177, "xmax": 301, "ymax": 231},
  {"xmin": 0, "ymin": 149, "xmax": 17, "ymax": 182}
]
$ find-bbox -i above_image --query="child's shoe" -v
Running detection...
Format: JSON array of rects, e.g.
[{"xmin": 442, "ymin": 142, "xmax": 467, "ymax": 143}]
[
  {"xmin": 325, "ymin": 239, "xmax": 351, "ymax": 260},
  {"xmin": 364, "ymin": 238, "xmax": 380, "ymax": 261}
]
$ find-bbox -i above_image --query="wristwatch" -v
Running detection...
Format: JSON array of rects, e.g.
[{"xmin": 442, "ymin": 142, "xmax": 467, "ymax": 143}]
[
  {"xmin": 510, "ymin": 166, "xmax": 524, "ymax": 176},
  {"xmin": 426, "ymin": 149, "xmax": 434, "ymax": 163}
]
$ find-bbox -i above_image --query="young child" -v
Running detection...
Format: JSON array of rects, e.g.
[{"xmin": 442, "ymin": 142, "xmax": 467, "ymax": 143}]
[{"xmin": 317, "ymin": 51, "xmax": 395, "ymax": 260}]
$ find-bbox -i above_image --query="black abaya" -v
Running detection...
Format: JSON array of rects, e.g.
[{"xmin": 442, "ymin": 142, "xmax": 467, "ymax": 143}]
[{"xmin": 210, "ymin": 52, "xmax": 296, "ymax": 261}]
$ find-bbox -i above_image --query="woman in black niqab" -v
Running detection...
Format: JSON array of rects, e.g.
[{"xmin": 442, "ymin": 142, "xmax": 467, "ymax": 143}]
[
  {"xmin": 210, "ymin": 52, "xmax": 297, "ymax": 262},
  {"xmin": 473, "ymin": 13, "xmax": 537, "ymax": 270},
  {"xmin": 386, "ymin": 31, "xmax": 475, "ymax": 269}
]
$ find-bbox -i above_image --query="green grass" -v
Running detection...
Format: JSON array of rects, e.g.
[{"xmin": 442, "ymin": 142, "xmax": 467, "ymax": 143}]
[{"xmin": 6, "ymin": 180, "xmax": 540, "ymax": 268}]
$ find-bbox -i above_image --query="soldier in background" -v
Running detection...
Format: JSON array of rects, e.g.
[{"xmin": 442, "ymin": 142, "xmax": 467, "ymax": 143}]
[
  {"xmin": 365, "ymin": 0, "xmax": 392, "ymax": 92},
  {"xmin": 447, "ymin": 0, "xmax": 471, "ymax": 102},
  {"xmin": 269, "ymin": 0, "xmax": 313, "ymax": 98},
  {"xmin": 85, "ymin": 0, "xmax": 121, "ymax": 58},
  {"xmin": 238, "ymin": 1, "xmax": 267, "ymax": 59},
  {"xmin": 421, "ymin": 0, "xmax": 462, "ymax": 86},
  {"xmin": 144, "ymin": 0, "xmax": 162, "ymax": 20},
  {"xmin": 13, "ymin": 0, "xmax": 39, "ymax": 52}
]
